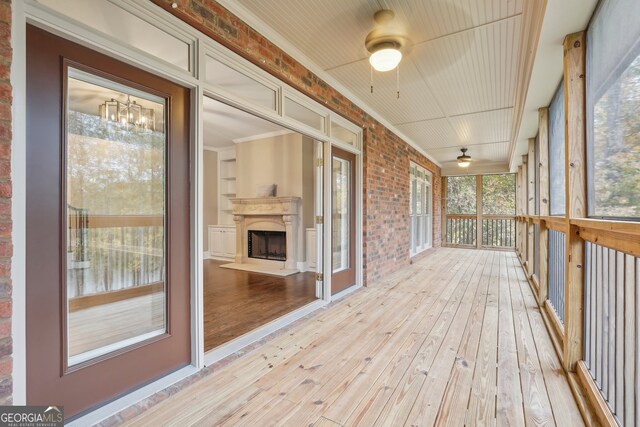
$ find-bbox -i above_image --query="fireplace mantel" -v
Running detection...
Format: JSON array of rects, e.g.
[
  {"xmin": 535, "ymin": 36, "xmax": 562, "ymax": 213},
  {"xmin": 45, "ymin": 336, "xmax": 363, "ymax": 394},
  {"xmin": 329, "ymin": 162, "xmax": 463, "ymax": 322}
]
[
  {"xmin": 229, "ymin": 197, "xmax": 301, "ymax": 216},
  {"xmin": 226, "ymin": 197, "xmax": 302, "ymax": 274}
]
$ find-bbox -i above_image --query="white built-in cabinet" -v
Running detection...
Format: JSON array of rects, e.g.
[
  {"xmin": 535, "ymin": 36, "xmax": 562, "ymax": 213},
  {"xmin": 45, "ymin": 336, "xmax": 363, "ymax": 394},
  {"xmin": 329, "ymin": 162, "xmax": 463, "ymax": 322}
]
[
  {"xmin": 208, "ymin": 225, "xmax": 236, "ymax": 260},
  {"xmin": 218, "ymin": 147, "xmax": 236, "ymax": 225}
]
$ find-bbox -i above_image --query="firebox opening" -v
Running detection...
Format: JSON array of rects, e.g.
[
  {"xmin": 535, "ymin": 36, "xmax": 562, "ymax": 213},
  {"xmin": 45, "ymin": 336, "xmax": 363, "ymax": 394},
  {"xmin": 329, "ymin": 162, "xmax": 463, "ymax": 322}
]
[{"xmin": 248, "ymin": 230, "xmax": 286, "ymax": 261}]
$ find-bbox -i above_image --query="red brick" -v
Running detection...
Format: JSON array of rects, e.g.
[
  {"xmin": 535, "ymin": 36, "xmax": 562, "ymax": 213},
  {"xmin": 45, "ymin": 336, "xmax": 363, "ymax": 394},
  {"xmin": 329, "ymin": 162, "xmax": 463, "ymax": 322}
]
[
  {"xmin": 0, "ymin": 181, "xmax": 10, "ymax": 198},
  {"xmin": 0, "ymin": 241, "xmax": 11, "ymax": 257},
  {"xmin": 0, "ymin": 357, "xmax": 11, "ymax": 377},
  {"xmin": 0, "ymin": 320, "xmax": 10, "ymax": 339},
  {"xmin": 0, "ymin": 3, "xmax": 10, "ymax": 24},
  {"xmin": 0, "ymin": 299, "xmax": 10, "ymax": 318},
  {"xmin": 0, "ymin": 222, "xmax": 9, "ymax": 240},
  {"xmin": 0, "ymin": 338, "xmax": 10, "ymax": 358},
  {"xmin": 0, "ymin": 122, "xmax": 10, "ymax": 143},
  {"xmin": 0, "ymin": 103, "xmax": 9, "ymax": 122}
]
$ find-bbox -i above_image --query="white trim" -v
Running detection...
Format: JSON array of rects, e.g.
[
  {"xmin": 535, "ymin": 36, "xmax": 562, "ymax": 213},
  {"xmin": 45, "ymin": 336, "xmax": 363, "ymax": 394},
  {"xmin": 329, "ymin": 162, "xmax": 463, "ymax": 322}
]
[
  {"xmin": 216, "ymin": 0, "xmax": 441, "ymax": 167},
  {"xmin": 203, "ymin": 299, "xmax": 327, "ymax": 365},
  {"xmin": 10, "ymin": 0, "xmax": 27, "ymax": 406},
  {"xmin": 331, "ymin": 283, "xmax": 362, "ymax": 302},
  {"xmin": 232, "ymin": 129, "xmax": 293, "ymax": 144},
  {"xmin": 66, "ymin": 365, "xmax": 199, "ymax": 427}
]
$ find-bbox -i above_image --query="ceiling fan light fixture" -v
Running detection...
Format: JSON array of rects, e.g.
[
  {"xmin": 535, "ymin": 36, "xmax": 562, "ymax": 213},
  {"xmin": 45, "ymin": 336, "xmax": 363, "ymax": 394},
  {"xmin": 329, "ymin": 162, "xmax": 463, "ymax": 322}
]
[
  {"xmin": 369, "ymin": 46, "xmax": 402, "ymax": 72},
  {"xmin": 457, "ymin": 148, "xmax": 471, "ymax": 168}
]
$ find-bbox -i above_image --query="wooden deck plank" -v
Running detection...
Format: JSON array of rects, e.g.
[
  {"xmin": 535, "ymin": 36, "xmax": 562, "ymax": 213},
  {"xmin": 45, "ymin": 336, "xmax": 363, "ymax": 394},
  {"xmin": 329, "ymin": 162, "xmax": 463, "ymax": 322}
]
[
  {"xmin": 371, "ymin": 251, "xmax": 485, "ymax": 426},
  {"xmin": 496, "ymin": 252, "xmax": 526, "ymax": 426},
  {"xmin": 124, "ymin": 249, "xmax": 583, "ymax": 427},
  {"xmin": 510, "ymin": 254, "xmax": 585, "ymax": 426},
  {"xmin": 507, "ymin": 253, "xmax": 555, "ymax": 426},
  {"xmin": 405, "ymin": 251, "xmax": 494, "ymax": 426},
  {"xmin": 433, "ymin": 251, "xmax": 496, "ymax": 427}
]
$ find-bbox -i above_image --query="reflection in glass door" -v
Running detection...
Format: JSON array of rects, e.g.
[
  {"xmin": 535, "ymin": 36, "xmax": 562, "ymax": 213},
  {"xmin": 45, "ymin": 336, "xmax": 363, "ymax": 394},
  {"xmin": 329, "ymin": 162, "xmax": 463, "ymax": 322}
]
[
  {"xmin": 331, "ymin": 147, "xmax": 356, "ymax": 294},
  {"xmin": 66, "ymin": 68, "xmax": 167, "ymax": 365}
]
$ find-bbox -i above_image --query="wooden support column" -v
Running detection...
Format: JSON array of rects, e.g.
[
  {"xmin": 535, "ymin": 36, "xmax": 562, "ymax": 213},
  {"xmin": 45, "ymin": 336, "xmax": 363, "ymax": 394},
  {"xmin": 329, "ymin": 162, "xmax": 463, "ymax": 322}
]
[
  {"xmin": 563, "ymin": 31, "xmax": 587, "ymax": 372},
  {"xmin": 516, "ymin": 166, "xmax": 523, "ymax": 256},
  {"xmin": 527, "ymin": 139, "xmax": 536, "ymax": 277},
  {"xmin": 538, "ymin": 107, "xmax": 550, "ymax": 302},
  {"xmin": 441, "ymin": 176, "xmax": 447, "ymax": 246},
  {"xmin": 521, "ymin": 155, "xmax": 529, "ymax": 270},
  {"xmin": 476, "ymin": 175, "xmax": 482, "ymax": 249}
]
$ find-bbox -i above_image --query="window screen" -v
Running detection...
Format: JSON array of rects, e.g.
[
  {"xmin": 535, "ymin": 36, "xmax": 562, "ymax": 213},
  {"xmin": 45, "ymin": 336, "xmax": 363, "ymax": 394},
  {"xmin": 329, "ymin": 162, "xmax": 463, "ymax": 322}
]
[
  {"xmin": 587, "ymin": 0, "xmax": 640, "ymax": 219},
  {"xmin": 548, "ymin": 80, "xmax": 566, "ymax": 216}
]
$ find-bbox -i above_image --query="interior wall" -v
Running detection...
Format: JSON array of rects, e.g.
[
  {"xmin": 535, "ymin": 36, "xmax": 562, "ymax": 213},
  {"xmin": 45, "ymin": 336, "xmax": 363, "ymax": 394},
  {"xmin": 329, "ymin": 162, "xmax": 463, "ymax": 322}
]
[
  {"xmin": 202, "ymin": 149, "xmax": 218, "ymax": 251},
  {"xmin": 236, "ymin": 132, "xmax": 302, "ymax": 198},
  {"xmin": 235, "ymin": 132, "xmax": 314, "ymax": 264}
]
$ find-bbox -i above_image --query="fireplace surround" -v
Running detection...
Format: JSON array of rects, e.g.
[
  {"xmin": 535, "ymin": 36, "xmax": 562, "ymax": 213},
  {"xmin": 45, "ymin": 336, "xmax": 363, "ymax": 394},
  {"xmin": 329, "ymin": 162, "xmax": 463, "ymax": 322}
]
[{"xmin": 220, "ymin": 197, "xmax": 302, "ymax": 276}]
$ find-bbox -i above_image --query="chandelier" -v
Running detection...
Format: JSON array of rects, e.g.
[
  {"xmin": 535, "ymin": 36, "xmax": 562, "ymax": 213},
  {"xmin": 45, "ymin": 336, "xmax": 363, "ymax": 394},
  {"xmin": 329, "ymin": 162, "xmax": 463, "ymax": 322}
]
[{"xmin": 99, "ymin": 95, "xmax": 155, "ymax": 132}]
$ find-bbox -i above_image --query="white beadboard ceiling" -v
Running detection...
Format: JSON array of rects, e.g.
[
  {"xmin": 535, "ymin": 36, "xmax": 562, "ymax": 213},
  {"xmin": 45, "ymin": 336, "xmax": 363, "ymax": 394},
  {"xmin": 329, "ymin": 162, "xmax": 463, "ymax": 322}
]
[{"xmin": 223, "ymin": 0, "xmax": 524, "ymax": 174}]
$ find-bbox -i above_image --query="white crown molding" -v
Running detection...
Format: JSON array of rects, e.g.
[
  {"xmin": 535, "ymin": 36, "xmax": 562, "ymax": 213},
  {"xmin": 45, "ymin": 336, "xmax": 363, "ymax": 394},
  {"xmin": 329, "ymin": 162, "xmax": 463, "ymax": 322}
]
[
  {"xmin": 216, "ymin": 0, "xmax": 441, "ymax": 168},
  {"xmin": 232, "ymin": 129, "xmax": 294, "ymax": 144}
]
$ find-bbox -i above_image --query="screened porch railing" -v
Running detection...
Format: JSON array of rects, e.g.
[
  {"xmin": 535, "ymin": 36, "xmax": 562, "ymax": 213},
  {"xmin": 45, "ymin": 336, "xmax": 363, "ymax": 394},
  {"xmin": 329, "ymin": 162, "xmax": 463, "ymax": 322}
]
[
  {"xmin": 481, "ymin": 216, "xmax": 515, "ymax": 248},
  {"xmin": 445, "ymin": 215, "xmax": 476, "ymax": 246},
  {"xmin": 548, "ymin": 229, "xmax": 566, "ymax": 324},
  {"xmin": 584, "ymin": 241, "xmax": 639, "ymax": 426}
]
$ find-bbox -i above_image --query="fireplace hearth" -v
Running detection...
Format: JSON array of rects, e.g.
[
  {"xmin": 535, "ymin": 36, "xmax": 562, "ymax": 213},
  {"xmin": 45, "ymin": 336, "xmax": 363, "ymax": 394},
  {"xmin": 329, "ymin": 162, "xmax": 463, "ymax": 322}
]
[{"xmin": 248, "ymin": 230, "xmax": 286, "ymax": 261}]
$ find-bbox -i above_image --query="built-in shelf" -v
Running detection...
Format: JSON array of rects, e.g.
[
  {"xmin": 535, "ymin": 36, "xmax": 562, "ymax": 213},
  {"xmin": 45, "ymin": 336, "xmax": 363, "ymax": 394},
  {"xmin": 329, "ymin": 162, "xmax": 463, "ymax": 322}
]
[{"xmin": 218, "ymin": 148, "xmax": 237, "ymax": 225}]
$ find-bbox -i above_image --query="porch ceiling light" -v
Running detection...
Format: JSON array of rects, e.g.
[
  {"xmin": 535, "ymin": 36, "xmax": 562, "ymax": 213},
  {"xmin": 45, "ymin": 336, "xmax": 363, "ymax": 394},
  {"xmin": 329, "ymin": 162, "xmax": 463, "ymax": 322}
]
[
  {"xmin": 457, "ymin": 148, "xmax": 472, "ymax": 168},
  {"xmin": 369, "ymin": 45, "xmax": 402, "ymax": 72},
  {"xmin": 365, "ymin": 9, "xmax": 409, "ymax": 98}
]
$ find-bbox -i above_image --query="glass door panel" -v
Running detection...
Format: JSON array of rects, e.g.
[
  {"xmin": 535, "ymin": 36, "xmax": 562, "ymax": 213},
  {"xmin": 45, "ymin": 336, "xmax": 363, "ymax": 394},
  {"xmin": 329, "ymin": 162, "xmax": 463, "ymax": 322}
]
[
  {"xmin": 332, "ymin": 157, "xmax": 350, "ymax": 272},
  {"xmin": 66, "ymin": 69, "xmax": 167, "ymax": 366},
  {"xmin": 331, "ymin": 147, "xmax": 356, "ymax": 294}
]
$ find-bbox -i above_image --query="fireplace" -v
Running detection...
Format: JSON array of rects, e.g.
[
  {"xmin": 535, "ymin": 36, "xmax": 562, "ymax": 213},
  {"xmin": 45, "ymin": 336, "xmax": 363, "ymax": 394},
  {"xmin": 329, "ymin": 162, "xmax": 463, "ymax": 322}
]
[{"xmin": 248, "ymin": 230, "xmax": 286, "ymax": 261}]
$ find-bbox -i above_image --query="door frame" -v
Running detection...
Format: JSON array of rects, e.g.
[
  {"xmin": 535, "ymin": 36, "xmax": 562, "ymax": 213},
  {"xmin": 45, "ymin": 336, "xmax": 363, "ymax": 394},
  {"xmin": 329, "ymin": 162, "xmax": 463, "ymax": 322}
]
[{"xmin": 12, "ymin": 0, "xmax": 364, "ymax": 418}]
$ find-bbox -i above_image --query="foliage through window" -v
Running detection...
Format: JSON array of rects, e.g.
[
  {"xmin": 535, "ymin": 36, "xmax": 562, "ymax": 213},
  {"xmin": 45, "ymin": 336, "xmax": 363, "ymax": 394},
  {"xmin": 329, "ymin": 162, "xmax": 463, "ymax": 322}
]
[
  {"xmin": 446, "ymin": 175, "xmax": 476, "ymax": 215},
  {"xmin": 482, "ymin": 174, "xmax": 516, "ymax": 215},
  {"xmin": 587, "ymin": 0, "xmax": 640, "ymax": 219},
  {"xmin": 549, "ymin": 80, "xmax": 566, "ymax": 216}
]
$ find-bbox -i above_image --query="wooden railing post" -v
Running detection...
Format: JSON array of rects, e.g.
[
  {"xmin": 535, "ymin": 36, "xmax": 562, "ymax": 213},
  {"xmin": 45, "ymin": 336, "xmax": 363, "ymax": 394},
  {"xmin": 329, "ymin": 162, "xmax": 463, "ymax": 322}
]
[
  {"xmin": 527, "ymin": 139, "xmax": 535, "ymax": 277},
  {"xmin": 563, "ymin": 31, "xmax": 587, "ymax": 372},
  {"xmin": 538, "ymin": 108, "xmax": 550, "ymax": 303},
  {"xmin": 441, "ymin": 176, "xmax": 447, "ymax": 245},
  {"xmin": 476, "ymin": 175, "xmax": 482, "ymax": 249}
]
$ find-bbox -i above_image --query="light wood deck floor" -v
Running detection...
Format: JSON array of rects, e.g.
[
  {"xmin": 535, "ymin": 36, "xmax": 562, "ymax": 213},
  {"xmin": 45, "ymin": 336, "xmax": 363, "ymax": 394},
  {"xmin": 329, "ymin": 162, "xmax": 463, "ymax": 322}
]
[{"xmin": 125, "ymin": 248, "xmax": 584, "ymax": 426}]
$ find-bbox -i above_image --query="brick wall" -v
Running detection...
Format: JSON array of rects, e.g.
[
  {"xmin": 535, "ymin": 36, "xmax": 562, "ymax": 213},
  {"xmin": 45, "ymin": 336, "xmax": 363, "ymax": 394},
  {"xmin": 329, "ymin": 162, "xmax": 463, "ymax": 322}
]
[
  {"xmin": 151, "ymin": 0, "xmax": 442, "ymax": 284},
  {"xmin": 0, "ymin": 0, "xmax": 11, "ymax": 405}
]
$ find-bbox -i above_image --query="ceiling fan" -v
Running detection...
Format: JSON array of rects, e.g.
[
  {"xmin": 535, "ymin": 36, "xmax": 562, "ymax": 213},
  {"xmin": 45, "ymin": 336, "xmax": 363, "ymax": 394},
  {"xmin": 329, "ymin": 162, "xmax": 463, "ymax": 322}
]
[
  {"xmin": 365, "ymin": 9, "xmax": 410, "ymax": 97},
  {"xmin": 456, "ymin": 148, "xmax": 472, "ymax": 168}
]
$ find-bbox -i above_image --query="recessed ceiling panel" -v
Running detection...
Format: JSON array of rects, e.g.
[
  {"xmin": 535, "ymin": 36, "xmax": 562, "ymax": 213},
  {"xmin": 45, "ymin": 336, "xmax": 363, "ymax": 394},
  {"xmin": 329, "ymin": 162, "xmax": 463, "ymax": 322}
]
[
  {"xmin": 328, "ymin": 59, "xmax": 445, "ymax": 124},
  {"xmin": 449, "ymin": 108, "xmax": 513, "ymax": 144},
  {"xmin": 411, "ymin": 15, "xmax": 521, "ymax": 116},
  {"xmin": 395, "ymin": 118, "xmax": 460, "ymax": 150}
]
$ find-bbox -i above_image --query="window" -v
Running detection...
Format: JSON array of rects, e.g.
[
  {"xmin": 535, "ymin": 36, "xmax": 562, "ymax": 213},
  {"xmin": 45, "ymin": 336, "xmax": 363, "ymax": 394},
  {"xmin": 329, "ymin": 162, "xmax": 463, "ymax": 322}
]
[
  {"xmin": 446, "ymin": 175, "xmax": 476, "ymax": 214},
  {"xmin": 587, "ymin": 0, "xmax": 640, "ymax": 219},
  {"xmin": 410, "ymin": 163, "xmax": 432, "ymax": 255},
  {"xmin": 482, "ymin": 174, "xmax": 516, "ymax": 215},
  {"xmin": 549, "ymin": 80, "xmax": 566, "ymax": 216}
]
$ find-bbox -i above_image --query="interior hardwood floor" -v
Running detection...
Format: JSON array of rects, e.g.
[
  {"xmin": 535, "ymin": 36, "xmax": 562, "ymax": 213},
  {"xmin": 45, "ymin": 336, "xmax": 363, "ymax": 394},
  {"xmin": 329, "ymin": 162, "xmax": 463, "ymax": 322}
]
[
  {"xmin": 204, "ymin": 260, "xmax": 317, "ymax": 351},
  {"xmin": 127, "ymin": 249, "xmax": 584, "ymax": 426}
]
